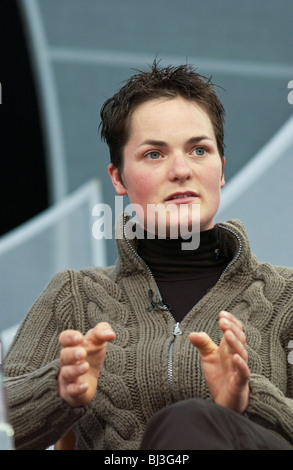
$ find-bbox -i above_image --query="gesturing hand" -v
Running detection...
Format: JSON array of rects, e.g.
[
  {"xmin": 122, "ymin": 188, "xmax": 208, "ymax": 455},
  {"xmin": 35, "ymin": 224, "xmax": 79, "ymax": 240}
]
[
  {"xmin": 58, "ymin": 322, "xmax": 116, "ymax": 408},
  {"xmin": 189, "ymin": 311, "xmax": 250, "ymax": 414}
]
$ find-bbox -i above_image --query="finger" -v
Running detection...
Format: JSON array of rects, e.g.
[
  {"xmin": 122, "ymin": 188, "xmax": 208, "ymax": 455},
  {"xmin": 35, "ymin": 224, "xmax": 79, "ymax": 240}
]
[
  {"xmin": 83, "ymin": 322, "xmax": 116, "ymax": 353},
  {"xmin": 61, "ymin": 362, "xmax": 90, "ymax": 382},
  {"xmin": 66, "ymin": 381, "xmax": 89, "ymax": 397},
  {"xmin": 232, "ymin": 354, "xmax": 250, "ymax": 384},
  {"xmin": 223, "ymin": 330, "xmax": 248, "ymax": 363},
  {"xmin": 219, "ymin": 311, "xmax": 244, "ymax": 331},
  {"xmin": 219, "ymin": 312, "xmax": 246, "ymax": 344},
  {"xmin": 189, "ymin": 332, "xmax": 218, "ymax": 356},
  {"xmin": 60, "ymin": 345, "xmax": 87, "ymax": 367},
  {"xmin": 59, "ymin": 330, "xmax": 84, "ymax": 347}
]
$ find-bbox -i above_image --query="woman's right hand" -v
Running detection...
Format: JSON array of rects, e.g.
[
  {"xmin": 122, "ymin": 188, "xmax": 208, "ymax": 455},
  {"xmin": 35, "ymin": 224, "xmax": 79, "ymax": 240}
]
[{"xmin": 58, "ymin": 322, "xmax": 116, "ymax": 407}]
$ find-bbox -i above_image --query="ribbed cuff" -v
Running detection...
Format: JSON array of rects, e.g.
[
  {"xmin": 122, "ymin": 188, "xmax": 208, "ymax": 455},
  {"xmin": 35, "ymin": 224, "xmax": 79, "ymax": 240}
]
[
  {"xmin": 244, "ymin": 373, "xmax": 293, "ymax": 445},
  {"xmin": 5, "ymin": 359, "xmax": 87, "ymax": 449}
]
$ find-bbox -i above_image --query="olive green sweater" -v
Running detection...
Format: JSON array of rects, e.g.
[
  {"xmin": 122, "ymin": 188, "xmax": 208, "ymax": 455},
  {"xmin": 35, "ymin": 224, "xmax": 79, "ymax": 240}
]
[{"xmin": 4, "ymin": 219, "xmax": 293, "ymax": 449}]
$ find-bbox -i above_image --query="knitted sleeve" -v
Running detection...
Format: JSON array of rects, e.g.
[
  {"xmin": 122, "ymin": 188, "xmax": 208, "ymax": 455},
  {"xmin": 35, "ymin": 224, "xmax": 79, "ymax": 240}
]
[
  {"xmin": 245, "ymin": 304, "xmax": 293, "ymax": 445},
  {"xmin": 3, "ymin": 271, "xmax": 87, "ymax": 450},
  {"xmin": 245, "ymin": 373, "xmax": 293, "ymax": 445},
  {"xmin": 237, "ymin": 263, "xmax": 293, "ymax": 445}
]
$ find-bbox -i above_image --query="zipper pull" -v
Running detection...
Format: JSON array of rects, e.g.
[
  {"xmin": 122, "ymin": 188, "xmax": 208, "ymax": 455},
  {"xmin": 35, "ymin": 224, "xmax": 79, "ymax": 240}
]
[{"xmin": 173, "ymin": 322, "xmax": 182, "ymax": 336}]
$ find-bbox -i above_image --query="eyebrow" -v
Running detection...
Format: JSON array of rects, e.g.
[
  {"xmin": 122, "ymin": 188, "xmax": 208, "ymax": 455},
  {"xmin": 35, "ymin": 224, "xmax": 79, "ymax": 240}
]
[
  {"xmin": 139, "ymin": 136, "xmax": 214, "ymax": 147},
  {"xmin": 186, "ymin": 136, "xmax": 214, "ymax": 145}
]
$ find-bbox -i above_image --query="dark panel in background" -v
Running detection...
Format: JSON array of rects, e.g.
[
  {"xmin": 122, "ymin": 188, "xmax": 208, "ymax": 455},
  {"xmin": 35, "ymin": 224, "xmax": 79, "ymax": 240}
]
[{"xmin": 0, "ymin": 0, "xmax": 48, "ymax": 236}]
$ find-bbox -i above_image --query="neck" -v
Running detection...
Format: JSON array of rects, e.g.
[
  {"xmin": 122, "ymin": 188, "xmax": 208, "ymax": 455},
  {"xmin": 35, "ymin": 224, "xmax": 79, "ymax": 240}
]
[
  {"xmin": 137, "ymin": 226, "xmax": 224, "ymax": 280},
  {"xmin": 137, "ymin": 226, "xmax": 229, "ymax": 321}
]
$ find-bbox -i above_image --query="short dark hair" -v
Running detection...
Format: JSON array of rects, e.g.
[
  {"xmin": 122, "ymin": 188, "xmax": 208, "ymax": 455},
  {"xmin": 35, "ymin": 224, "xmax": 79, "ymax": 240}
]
[{"xmin": 99, "ymin": 61, "xmax": 225, "ymax": 177}]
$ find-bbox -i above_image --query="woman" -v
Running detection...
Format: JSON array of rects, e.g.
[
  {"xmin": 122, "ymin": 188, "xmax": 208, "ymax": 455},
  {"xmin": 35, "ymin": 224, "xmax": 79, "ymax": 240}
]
[{"xmin": 4, "ymin": 63, "xmax": 293, "ymax": 450}]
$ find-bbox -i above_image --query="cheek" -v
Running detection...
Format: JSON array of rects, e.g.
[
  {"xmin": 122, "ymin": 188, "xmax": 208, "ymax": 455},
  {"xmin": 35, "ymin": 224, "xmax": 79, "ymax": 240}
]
[
  {"xmin": 124, "ymin": 173, "xmax": 156, "ymax": 204},
  {"xmin": 123, "ymin": 175, "xmax": 158, "ymax": 229},
  {"xmin": 199, "ymin": 168, "xmax": 223, "ymax": 209},
  {"xmin": 202, "ymin": 167, "xmax": 222, "ymax": 192}
]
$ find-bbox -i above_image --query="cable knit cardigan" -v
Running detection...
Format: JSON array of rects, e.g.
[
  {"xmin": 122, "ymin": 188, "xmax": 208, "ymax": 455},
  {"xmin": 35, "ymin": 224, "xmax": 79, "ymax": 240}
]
[{"xmin": 3, "ymin": 218, "xmax": 293, "ymax": 450}]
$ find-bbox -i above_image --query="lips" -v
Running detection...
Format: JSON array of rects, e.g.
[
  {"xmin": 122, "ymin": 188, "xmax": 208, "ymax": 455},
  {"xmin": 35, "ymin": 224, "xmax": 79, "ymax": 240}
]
[{"xmin": 165, "ymin": 191, "xmax": 199, "ymax": 203}]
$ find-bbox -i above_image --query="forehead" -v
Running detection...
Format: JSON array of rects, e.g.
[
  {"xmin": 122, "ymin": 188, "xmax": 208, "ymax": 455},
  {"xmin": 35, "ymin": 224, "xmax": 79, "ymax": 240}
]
[{"xmin": 127, "ymin": 96, "xmax": 215, "ymax": 142}]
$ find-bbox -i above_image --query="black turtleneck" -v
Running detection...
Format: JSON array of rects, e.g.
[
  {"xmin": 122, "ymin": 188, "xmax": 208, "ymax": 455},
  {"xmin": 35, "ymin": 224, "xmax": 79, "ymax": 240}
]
[{"xmin": 137, "ymin": 228, "xmax": 230, "ymax": 322}]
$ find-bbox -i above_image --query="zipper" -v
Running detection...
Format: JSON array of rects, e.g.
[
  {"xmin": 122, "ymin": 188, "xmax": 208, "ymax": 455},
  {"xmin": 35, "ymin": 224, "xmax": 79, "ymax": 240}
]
[
  {"xmin": 122, "ymin": 216, "xmax": 242, "ymax": 397},
  {"xmin": 217, "ymin": 224, "xmax": 242, "ymax": 280},
  {"xmin": 167, "ymin": 323, "xmax": 183, "ymax": 396},
  {"xmin": 122, "ymin": 217, "xmax": 181, "ymax": 329},
  {"xmin": 122, "ymin": 215, "xmax": 182, "ymax": 397}
]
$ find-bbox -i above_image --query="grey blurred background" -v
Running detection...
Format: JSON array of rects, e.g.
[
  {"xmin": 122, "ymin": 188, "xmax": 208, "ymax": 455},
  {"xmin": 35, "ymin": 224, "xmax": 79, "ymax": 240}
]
[{"xmin": 1, "ymin": 0, "xmax": 293, "ymax": 336}]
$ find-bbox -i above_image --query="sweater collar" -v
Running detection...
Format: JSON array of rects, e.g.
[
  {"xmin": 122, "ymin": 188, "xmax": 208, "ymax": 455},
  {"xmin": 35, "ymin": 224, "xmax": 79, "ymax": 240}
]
[
  {"xmin": 136, "ymin": 227, "xmax": 227, "ymax": 280},
  {"xmin": 114, "ymin": 213, "xmax": 254, "ymax": 279}
]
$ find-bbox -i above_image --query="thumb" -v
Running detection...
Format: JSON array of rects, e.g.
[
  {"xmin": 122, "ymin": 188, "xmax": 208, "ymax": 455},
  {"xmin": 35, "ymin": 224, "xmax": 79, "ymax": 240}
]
[
  {"xmin": 83, "ymin": 322, "xmax": 116, "ymax": 353},
  {"xmin": 189, "ymin": 332, "xmax": 218, "ymax": 357}
]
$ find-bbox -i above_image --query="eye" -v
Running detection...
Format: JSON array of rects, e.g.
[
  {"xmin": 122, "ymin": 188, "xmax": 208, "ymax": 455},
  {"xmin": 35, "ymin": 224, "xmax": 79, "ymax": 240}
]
[
  {"xmin": 190, "ymin": 146, "xmax": 208, "ymax": 157},
  {"xmin": 145, "ymin": 151, "xmax": 162, "ymax": 160}
]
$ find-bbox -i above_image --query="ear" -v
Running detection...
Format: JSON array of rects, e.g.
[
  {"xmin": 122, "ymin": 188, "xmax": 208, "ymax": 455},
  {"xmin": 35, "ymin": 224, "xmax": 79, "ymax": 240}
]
[
  {"xmin": 108, "ymin": 164, "xmax": 127, "ymax": 195},
  {"xmin": 220, "ymin": 157, "xmax": 226, "ymax": 188}
]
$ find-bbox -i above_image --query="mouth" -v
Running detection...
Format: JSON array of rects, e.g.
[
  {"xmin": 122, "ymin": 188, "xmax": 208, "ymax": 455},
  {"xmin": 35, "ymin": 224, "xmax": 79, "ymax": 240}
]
[{"xmin": 164, "ymin": 191, "xmax": 199, "ymax": 204}]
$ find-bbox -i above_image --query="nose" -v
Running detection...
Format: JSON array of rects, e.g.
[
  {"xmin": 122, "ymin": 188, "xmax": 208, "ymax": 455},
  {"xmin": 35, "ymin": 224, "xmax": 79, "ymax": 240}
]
[{"xmin": 168, "ymin": 153, "xmax": 192, "ymax": 182}]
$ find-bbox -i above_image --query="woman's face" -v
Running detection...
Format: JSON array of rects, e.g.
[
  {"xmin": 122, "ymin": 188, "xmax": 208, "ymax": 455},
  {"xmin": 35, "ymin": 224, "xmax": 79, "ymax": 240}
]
[{"xmin": 109, "ymin": 96, "xmax": 225, "ymax": 237}]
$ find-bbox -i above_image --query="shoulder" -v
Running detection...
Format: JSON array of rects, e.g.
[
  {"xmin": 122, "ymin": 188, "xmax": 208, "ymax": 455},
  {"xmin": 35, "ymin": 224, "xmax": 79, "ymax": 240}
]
[
  {"xmin": 49, "ymin": 265, "xmax": 116, "ymax": 281},
  {"xmin": 41, "ymin": 266, "xmax": 124, "ymax": 332},
  {"xmin": 272, "ymin": 264, "xmax": 293, "ymax": 279},
  {"xmin": 39, "ymin": 266, "xmax": 119, "ymax": 311},
  {"xmin": 58, "ymin": 265, "xmax": 126, "ymax": 302},
  {"xmin": 217, "ymin": 219, "xmax": 293, "ymax": 275},
  {"xmin": 48, "ymin": 265, "xmax": 118, "ymax": 295},
  {"xmin": 216, "ymin": 220, "xmax": 293, "ymax": 304}
]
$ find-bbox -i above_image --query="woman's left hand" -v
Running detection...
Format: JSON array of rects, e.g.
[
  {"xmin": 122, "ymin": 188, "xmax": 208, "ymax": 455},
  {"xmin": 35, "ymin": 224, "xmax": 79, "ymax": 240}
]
[{"xmin": 189, "ymin": 310, "xmax": 250, "ymax": 414}]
